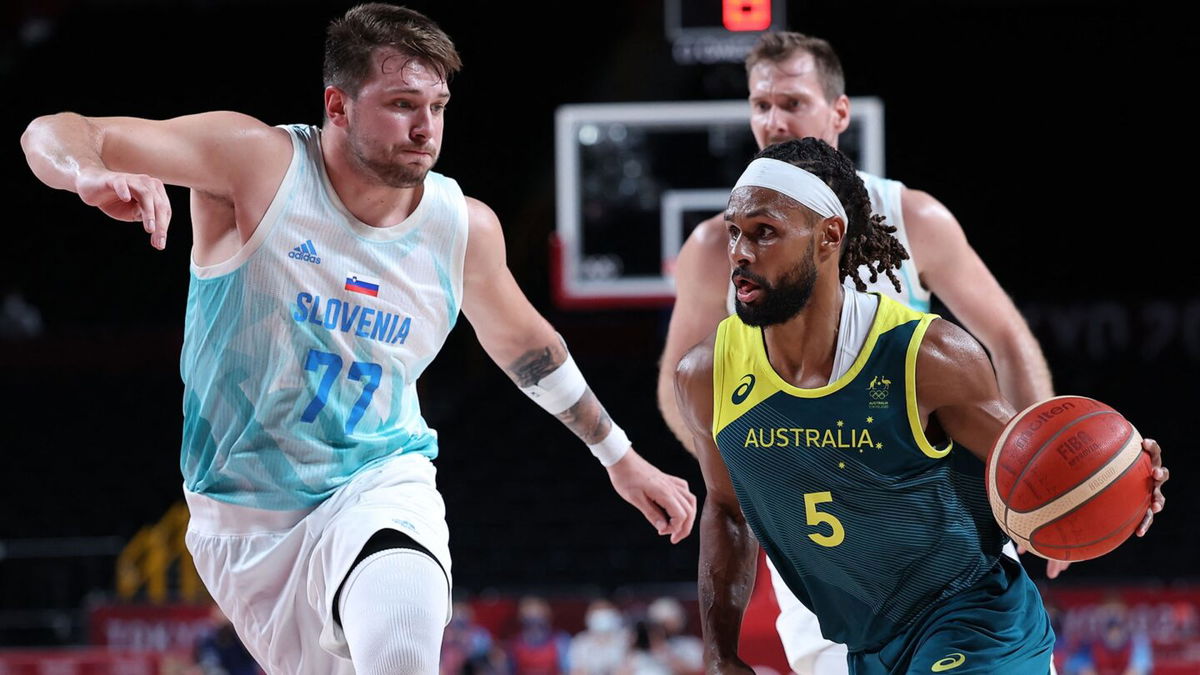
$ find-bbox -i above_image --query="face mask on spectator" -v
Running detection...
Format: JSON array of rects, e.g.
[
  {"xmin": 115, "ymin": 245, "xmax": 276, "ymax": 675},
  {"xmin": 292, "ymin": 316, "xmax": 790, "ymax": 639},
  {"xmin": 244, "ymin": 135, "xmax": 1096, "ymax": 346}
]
[{"xmin": 586, "ymin": 608, "xmax": 622, "ymax": 633}]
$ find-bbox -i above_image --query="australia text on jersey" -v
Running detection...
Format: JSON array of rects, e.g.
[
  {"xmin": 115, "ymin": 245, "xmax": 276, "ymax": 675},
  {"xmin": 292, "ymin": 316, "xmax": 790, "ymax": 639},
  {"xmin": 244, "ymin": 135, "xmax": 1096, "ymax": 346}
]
[
  {"xmin": 742, "ymin": 425, "xmax": 877, "ymax": 450},
  {"xmin": 292, "ymin": 292, "xmax": 412, "ymax": 345}
]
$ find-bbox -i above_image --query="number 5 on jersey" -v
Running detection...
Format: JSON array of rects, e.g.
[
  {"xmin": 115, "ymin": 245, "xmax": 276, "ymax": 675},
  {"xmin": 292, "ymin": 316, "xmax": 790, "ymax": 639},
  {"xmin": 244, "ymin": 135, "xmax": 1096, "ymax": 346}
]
[
  {"xmin": 301, "ymin": 349, "xmax": 382, "ymax": 434},
  {"xmin": 804, "ymin": 491, "xmax": 845, "ymax": 547}
]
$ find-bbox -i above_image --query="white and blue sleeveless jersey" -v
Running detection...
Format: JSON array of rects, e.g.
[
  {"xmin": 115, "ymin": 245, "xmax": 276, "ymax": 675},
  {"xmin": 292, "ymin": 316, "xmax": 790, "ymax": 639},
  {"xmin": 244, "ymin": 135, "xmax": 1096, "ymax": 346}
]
[
  {"xmin": 854, "ymin": 171, "xmax": 930, "ymax": 312},
  {"xmin": 179, "ymin": 124, "xmax": 468, "ymax": 511}
]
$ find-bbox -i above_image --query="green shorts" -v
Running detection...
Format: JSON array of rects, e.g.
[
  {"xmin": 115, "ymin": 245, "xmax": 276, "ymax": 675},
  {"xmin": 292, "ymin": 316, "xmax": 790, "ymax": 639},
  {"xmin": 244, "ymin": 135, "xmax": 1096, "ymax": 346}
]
[{"xmin": 849, "ymin": 556, "xmax": 1055, "ymax": 675}]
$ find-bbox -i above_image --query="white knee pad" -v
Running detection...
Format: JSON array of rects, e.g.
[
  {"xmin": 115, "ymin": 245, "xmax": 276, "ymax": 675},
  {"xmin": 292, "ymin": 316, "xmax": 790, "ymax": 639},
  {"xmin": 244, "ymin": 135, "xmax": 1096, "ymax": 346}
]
[{"xmin": 339, "ymin": 549, "xmax": 449, "ymax": 675}]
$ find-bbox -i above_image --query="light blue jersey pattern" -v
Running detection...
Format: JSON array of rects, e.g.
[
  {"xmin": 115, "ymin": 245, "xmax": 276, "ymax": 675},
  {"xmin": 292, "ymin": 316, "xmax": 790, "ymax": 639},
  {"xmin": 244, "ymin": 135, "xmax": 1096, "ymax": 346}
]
[
  {"xmin": 855, "ymin": 171, "xmax": 930, "ymax": 313},
  {"xmin": 180, "ymin": 125, "xmax": 468, "ymax": 510}
]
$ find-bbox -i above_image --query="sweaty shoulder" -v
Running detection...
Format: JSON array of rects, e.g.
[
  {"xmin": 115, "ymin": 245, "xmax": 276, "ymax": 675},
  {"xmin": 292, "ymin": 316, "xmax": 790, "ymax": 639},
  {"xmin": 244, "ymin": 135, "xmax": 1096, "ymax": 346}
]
[
  {"xmin": 186, "ymin": 116, "xmax": 292, "ymax": 261},
  {"xmin": 675, "ymin": 332, "xmax": 718, "ymax": 436},
  {"xmin": 899, "ymin": 187, "xmax": 956, "ymax": 227},
  {"xmin": 672, "ymin": 212, "xmax": 731, "ymax": 309},
  {"xmin": 915, "ymin": 318, "xmax": 997, "ymax": 413},
  {"xmin": 179, "ymin": 112, "xmax": 293, "ymax": 190},
  {"xmin": 899, "ymin": 187, "xmax": 963, "ymax": 277},
  {"xmin": 462, "ymin": 196, "xmax": 507, "ymax": 281},
  {"xmin": 464, "ymin": 196, "xmax": 502, "ymax": 246},
  {"xmin": 210, "ymin": 111, "xmax": 291, "ymax": 146},
  {"xmin": 226, "ymin": 117, "xmax": 292, "ymax": 206},
  {"xmin": 915, "ymin": 309, "xmax": 1016, "ymax": 458},
  {"xmin": 688, "ymin": 213, "xmax": 731, "ymax": 256}
]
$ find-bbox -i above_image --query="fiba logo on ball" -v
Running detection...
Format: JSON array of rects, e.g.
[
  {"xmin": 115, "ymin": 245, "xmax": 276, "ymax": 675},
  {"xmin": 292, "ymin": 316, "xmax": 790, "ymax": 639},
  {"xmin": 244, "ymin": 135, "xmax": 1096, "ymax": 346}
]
[
  {"xmin": 866, "ymin": 375, "xmax": 891, "ymax": 409},
  {"xmin": 987, "ymin": 396, "xmax": 1153, "ymax": 562}
]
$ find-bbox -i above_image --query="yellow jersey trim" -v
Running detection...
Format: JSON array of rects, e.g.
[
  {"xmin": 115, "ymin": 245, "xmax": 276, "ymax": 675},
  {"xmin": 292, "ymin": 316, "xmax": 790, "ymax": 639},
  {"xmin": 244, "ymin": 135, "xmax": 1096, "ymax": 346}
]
[
  {"xmin": 752, "ymin": 293, "xmax": 918, "ymax": 399},
  {"xmin": 906, "ymin": 314, "xmax": 953, "ymax": 459},
  {"xmin": 712, "ymin": 320, "xmax": 729, "ymax": 439},
  {"xmin": 712, "ymin": 293, "xmax": 928, "ymax": 437},
  {"xmin": 712, "ymin": 317, "xmax": 784, "ymax": 437}
]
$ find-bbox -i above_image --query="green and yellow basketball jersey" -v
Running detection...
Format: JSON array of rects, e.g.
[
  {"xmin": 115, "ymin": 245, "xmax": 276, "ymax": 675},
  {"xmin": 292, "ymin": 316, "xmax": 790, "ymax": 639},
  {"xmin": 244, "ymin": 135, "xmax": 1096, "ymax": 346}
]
[{"xmin": 712, "ymin": 293, "xmax": 1005, "ymax": 652}]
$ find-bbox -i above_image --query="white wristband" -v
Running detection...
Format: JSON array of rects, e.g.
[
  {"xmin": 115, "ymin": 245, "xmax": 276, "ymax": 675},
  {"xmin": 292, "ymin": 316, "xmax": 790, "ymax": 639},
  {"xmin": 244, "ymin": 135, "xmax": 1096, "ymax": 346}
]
[
  {"xmin": 588, "ymin": 424, "xmax": 631, "ymax": 467},
  {"xmin": 518, "ymin": 354, "xmax": 587, "ymax": 415}
]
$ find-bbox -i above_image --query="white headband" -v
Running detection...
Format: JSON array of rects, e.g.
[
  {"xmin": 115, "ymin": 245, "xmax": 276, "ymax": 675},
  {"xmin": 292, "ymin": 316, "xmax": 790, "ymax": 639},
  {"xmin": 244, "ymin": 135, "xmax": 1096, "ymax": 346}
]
[{"xmin": 733, "ymin": 157, "xmax": 848, "ymax": 227}]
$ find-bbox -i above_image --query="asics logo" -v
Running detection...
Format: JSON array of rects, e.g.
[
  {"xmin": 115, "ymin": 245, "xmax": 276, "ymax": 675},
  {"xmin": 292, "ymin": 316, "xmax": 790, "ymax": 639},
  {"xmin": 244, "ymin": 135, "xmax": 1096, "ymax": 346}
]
[
  {"xmin": 931, "ymin": 653, "xmax": 966, "ymax": 672},
  {"xmin": 732, "ymin": 374, "xmax": 755, "ymax": 405},
  {"xmin": 289, "ymin": 239, "xmax": 322, "ymax": 264}
]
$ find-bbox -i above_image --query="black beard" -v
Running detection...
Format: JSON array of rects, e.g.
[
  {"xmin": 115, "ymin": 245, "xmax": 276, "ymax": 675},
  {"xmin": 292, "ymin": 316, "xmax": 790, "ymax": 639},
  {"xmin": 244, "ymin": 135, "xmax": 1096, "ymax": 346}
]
[{"xmin": 734, "ymin": 244, "xmax": 818, "ymax": 327}]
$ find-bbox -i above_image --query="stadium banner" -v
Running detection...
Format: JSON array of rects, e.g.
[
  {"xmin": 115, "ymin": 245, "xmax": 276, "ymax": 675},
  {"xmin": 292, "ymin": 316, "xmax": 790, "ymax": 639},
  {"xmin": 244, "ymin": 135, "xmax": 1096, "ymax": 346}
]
[
  {"xmin": 87, "ymin": 604, "xmax": 212, "ymax": 651},
  {"xmin": 1042, "ymin": 586, "xmax": 1200, "ymax": 675}
]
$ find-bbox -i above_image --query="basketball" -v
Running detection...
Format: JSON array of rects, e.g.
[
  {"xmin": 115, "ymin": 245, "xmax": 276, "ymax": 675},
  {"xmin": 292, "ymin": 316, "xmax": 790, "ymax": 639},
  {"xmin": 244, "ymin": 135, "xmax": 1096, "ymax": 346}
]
[{"xmin": 986, "ymin": 396, "xmax": 1153, "ymax": 562}]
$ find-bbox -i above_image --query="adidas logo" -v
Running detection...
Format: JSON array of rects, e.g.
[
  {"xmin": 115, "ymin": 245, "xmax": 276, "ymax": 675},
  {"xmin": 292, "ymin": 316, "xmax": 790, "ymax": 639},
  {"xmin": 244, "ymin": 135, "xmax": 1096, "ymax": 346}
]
[{"xmin": 288, "ymin": 240, "xmax": 321, "ymax": 265}]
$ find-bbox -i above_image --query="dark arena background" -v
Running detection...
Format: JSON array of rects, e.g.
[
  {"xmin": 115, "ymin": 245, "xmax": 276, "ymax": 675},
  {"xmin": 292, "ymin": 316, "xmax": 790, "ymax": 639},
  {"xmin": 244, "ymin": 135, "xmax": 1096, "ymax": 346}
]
[{"xmin": 1, "ymin": 1, "xmax": 1188, "ymax": 673}]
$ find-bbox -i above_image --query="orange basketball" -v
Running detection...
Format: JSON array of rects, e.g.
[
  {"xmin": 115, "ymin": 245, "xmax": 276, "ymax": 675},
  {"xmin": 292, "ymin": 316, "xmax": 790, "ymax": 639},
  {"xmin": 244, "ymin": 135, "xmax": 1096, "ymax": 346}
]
[{"xmin": 986, "ymin": 396, "xmax": 1153, "ymax": 562}]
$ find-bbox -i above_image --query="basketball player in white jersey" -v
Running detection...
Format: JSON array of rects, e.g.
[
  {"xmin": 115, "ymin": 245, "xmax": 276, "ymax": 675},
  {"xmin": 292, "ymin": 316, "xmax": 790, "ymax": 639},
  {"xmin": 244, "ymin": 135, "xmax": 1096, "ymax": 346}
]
[
  {"xmin": 656, "ymin": 32, "xmax": 1055, "ymax": 674},
  {"xmin": 22, "ymin": 5, "xmax": 695, "ymax": 674}
]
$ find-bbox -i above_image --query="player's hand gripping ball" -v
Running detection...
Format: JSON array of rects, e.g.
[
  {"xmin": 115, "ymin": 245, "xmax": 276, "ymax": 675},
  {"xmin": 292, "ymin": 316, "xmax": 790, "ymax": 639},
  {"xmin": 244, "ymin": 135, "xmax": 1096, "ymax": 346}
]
[{"xmin": 986, "ymin": 396, "xmax": 1153, "ymax": 561}]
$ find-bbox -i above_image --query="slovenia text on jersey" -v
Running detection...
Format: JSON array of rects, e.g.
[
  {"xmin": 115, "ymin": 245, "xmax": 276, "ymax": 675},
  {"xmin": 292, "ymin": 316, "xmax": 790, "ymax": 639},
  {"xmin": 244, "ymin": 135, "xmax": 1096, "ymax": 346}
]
[{"xmin": 293, "ymin": 292, "xmax": 413, "ymax": 345}]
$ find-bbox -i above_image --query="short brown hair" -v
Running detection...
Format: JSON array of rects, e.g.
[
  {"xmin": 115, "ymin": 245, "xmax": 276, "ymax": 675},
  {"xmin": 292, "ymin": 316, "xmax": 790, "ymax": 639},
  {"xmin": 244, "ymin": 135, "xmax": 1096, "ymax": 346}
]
[
  {"xmin": 324, "ymin": 3, "xmax": 462, "ymax": 97},
  {"xmin": 745, "ymin": 32, "xmax": 845, "ymax": 103}
]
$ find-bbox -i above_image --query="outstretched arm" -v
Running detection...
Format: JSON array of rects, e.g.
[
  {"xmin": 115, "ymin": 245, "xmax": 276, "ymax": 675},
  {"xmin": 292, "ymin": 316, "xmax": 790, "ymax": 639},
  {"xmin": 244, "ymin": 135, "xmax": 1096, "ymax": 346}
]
[
  {"xmin": 903, "ymin": 188, "xmax": 1053, "ymax": 410},
  {"xmin": 461, "ymin": 197, "xmax": 696, "ymax": 543},
  {"xmin": 657, "ymin": 215, "xmax": 733, "ymax": 451},
  {"xmin": 21, "ymin": 111, "xmax": 290, "ymax": 259},
  {"xmin": 674, "ymin": 339, "xmax": 756, "ymax": 674}
]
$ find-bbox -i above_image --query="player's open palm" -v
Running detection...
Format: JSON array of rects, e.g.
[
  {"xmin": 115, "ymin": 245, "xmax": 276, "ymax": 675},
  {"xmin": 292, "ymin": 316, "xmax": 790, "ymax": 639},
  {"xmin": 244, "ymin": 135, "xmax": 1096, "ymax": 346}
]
[
  {"xmin": 76, "ymin": 167, "xmax": 172, "ymax": 250},
  {"xmin": 606, "ymin": 448, "xmax": 697, "ymax": 544}
]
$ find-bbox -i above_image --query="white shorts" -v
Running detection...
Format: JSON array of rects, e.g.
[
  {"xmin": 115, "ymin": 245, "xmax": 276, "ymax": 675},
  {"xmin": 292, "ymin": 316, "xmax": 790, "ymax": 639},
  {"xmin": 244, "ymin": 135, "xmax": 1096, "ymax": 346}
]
[
  {"xmin": 766, "ymin": 557, "xmax": 847, "ymax": 675},
  {"xmin": 768, "ymin": 542, "xmax": 1023, "ymax": 675},
  {"xmin": 184, "ymin": 453, "xmax": 453, "ymax": 674}
]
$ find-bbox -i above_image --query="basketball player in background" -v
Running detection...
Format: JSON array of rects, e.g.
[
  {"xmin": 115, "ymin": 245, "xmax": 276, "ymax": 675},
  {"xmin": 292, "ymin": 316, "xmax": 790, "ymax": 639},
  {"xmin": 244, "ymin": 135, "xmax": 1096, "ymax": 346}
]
[
  {"xmin": 21, "ymin": 4, "xmax": 695, "ymax": 673},
  {"xmin": 656, "ymin": 32, "xmax": 1056, "ymax": 673},
  {"xmin": 674, "ymin": 138, "xmax": 1168, "ymax": 674}
]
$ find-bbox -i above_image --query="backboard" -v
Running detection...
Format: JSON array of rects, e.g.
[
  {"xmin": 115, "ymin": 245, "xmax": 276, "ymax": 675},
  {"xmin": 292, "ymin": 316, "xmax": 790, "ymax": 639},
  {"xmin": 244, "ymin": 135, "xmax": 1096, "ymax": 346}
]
[{"xmin": 552, "ymin": 98, "xmax": 885, "ymax": 308}]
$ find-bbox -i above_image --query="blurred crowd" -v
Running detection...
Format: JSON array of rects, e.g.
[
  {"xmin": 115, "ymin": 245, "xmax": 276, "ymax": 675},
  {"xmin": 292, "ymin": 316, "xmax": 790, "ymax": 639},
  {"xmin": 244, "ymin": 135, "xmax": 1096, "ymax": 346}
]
[
  {"xmin": 1050, "ymin": 599, "xmax": 1156, "ymax": 675},
  {"xmin": 185, "ymin": 594, "xmax": 1182, "ymax": 675},
  {"xmin": 440, "ymin": 597, "xmax": 703, "ymax": 675},
  {"xmin": 184, "ymin": 595, "xmax": 701, "ymax": 675}
]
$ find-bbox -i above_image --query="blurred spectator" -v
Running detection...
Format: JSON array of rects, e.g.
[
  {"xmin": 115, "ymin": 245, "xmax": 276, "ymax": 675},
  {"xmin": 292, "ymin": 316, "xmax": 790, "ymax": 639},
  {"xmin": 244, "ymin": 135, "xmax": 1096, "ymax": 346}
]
[
  {"xmin": 568, "ymin": 599, "xmax": 629, "ymax": 674},
  {"xmin": 617, "ymin": 620, "xmax": 670, "ymax": 675},
  {"xmin": 646, "ymin": 597, "xmax": 703, "ymax": 674},
  {"xmin": 1065, "ymin": 602, "xmax": 1153, "ymax": 675},
  {"xmin": 194, "ymin": 604, "xmax": 260, "ymax": 675},
  {"xmin": 509, "ymin": 596, "xmax": 571, "ymax": 674},
  {"xmin": 443, "ymin": 600, "xmax": 507, "ymax": 674}
]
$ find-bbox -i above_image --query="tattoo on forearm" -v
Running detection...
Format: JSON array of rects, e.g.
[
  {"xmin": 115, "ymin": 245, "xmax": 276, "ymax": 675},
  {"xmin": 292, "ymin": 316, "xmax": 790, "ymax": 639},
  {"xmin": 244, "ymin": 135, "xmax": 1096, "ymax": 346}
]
[
  {"xmin": 508, "ymin": 344, "xmax": 612, "ymax": 443},
  {"xmin": 555, "ymin": 390, "xmax": 613, "ymax": 444},
  {"xmin": 509, "ymin": 347, "xmax": 561, "ymax": 388}
]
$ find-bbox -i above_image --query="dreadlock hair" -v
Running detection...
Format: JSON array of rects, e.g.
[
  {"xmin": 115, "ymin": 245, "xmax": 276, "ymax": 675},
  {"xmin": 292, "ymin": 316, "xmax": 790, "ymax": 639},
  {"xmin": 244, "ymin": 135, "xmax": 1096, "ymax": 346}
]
[{"xmin": 753, "ymin": 138, "xmax": 908, "ymax": 293}]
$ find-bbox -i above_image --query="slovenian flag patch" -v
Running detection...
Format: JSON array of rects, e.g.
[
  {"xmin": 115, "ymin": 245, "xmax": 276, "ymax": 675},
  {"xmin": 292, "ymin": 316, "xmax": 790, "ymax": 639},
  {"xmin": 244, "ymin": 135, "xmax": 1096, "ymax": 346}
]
[{"xmin": 345, "ymin": 273, "xmax": 381, "ymax": 297}]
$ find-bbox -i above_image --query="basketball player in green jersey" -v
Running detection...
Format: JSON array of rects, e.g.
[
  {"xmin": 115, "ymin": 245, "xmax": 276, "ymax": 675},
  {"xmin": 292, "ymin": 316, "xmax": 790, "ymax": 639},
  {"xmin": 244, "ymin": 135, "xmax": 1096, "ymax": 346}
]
[{"xmin": 674, "ymin": 138, "xmax": 1169, "ymax": 674}]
